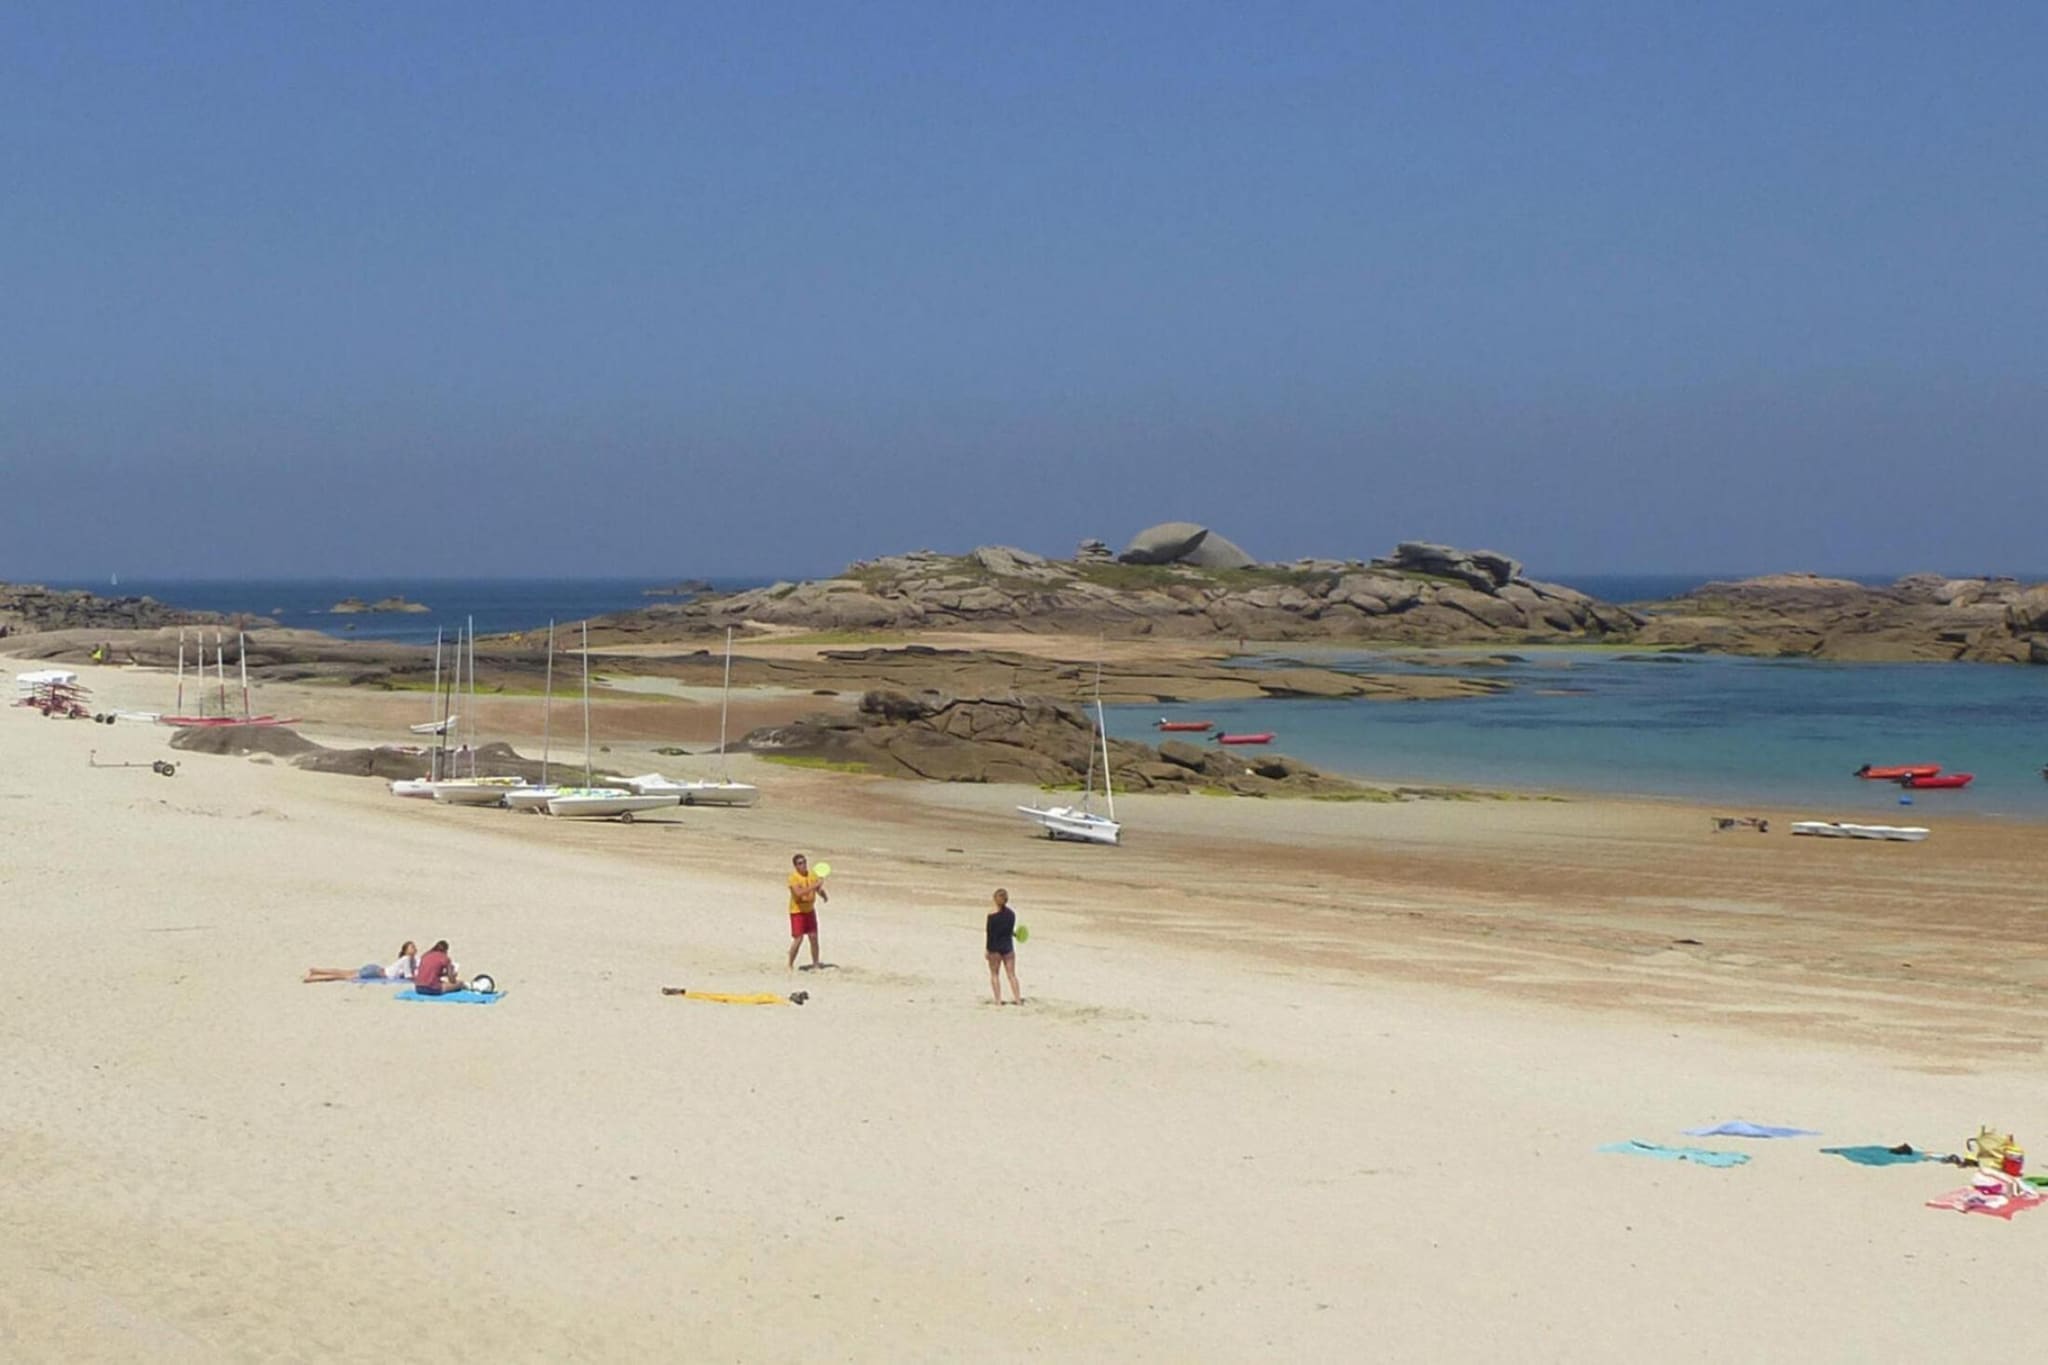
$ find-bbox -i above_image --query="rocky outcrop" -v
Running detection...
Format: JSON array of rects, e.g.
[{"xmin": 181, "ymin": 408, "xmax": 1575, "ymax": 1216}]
[
  {"xmin": 743, "ymin": 690, "xmax": 1379, "ymax": 797},
  {"xmin": 330, "ymin": 596, "xmax": 429, "ymax": 614},
  {"xmin": 0, "ymin": 584, "xmax": 220, "ymax": 636},
  {"xmin": 591, "ymin": 542, "xmax": 1642, "ymax": 646},
  {"xmin": 1177, "ymin": 531, "xmax": 1255, "ymax": 570},
  {"xmin": 1631, "ymin": 574, "xmax": 2048, "ymax": 663}
]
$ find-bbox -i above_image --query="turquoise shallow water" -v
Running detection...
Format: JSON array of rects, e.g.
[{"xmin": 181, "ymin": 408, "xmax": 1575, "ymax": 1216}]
[{"xmin": 1112, "ymin": 649, "xmax": 2048, "ymax": 817}]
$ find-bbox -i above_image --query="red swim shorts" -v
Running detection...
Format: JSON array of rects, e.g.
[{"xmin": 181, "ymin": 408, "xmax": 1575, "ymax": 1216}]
[{"xmin": 789, "ymin": 911, "xmax": 818, "ymax": 938}]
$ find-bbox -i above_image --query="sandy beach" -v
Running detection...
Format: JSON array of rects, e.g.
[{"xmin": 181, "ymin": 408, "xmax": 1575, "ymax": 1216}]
[{"xmin": 7, "ymin": 656, "xmax": 2047, "ymax": 1361}]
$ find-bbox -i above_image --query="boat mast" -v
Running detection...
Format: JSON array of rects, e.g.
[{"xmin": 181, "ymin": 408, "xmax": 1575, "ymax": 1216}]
[
  {"xmin": 718, "ymin": 626, "xmax": 733, "ymax": 780},
  {"xmin": 541, "ymin": 620, "xmax": 555, "ymax": 786},
  {"xmin": 581, "ymin": 620, "xmax": 593, "ymax": 785},
  {"xmin": 215, "ymin": 632, "xmax": 226, "ymax": 718},
  {"xmin": 429, "ymin": 627, "xmax": 444, "ymax": 782},
  {"xmin": 467, "ymin": 615, "xmax": 478, "ymax": 779},
  {"xmin": 1096, "ymin": 659, "xmax": 1115, "ymax": 823},
  {"xmin": 175, "ymin": 629, "xmax": 185, "ymax": 715},
  {"xmin": 239, "ymin": 632, "xmax": 250, "ymax": 721}
]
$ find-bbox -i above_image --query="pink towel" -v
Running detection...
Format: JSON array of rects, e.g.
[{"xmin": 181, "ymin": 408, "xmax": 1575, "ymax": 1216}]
[{"xmin": 1925, "ymin": 1186, "xmax": 2047, "ymax": 1220}]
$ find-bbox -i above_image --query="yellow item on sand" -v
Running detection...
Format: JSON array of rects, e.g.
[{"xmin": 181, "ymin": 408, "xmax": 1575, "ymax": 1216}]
[{"xmin": 675, "ymin": 990, "xmax": 787, "ymax": 1005}]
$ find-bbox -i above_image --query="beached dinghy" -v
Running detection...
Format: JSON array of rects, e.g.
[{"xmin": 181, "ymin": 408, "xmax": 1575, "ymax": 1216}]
[
  {"xmin": 1790, "ymin": 821, "xmax": 1930, "ymax": 842},
  {"xmin": 431, "ymin": 777, "xmax": 523, "ymax": 806},
  {"xmin": 390, "ymin": 778, "xmax": 437, "ymax": 799},
  {"xmin": 545, "ymin": 788, "xmax": 680, "ymax": 821},
  {"xmin": 1018, "ymin": 663, "xmax": 1121, "ymax": 846},
  {"xmin": 618, "ymin": 773, "xmax": 761, "ymax": 807}
]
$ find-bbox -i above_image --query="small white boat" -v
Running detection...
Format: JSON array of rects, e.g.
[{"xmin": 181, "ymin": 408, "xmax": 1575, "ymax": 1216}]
[
  {"xmin": 618, "ymin": 773, "xmax": 761, "ymax": 807},
  {"xmin": 390, "ymin": 778, "xmax": 437, "ymax": 799},
  {"xmin": 545, "ymin": 788, "xmax": 681, "ymax": 821},
  {"xmin": 410, "ymin": 714, "xmax": 459, "ymax": 736},
  {"xmin": 1790, "ymin": 820, "xmax": 1930, "ymax": 842},
  {"xmin": 1016, "ymin": 803, "xmax": 1122, "ymax": 845},
  {"xmin": 1018, "ymin": 662, "xmax": 1121, "ymax": 846},
  {"xmin": 504, "ymin": 784, "xmax": 565, "ymax": 811},
  {"xmin": 431, "ymin": 778, "xmax": 523, "ymax": 807}
]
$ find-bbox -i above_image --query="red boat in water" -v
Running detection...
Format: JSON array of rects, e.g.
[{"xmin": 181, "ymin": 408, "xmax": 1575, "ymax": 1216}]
[
  {"xmin": 1854, "ymin": 763, "xmax": 1941, "ymax": 781},
  {"xmin": 1901, "ymin": 772, "xmax": 1973, "ymax": 789},
  {"xmin": 1213, "ymin": 732, "xmax": 1275, "ymax": 746},
  {"xmin": 1154, "ymin": 719, "xmax": 1213, "ymax": 732}
]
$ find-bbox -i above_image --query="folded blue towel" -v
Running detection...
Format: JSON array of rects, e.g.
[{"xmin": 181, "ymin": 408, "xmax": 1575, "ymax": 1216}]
[
  {"xmin": 395, "ymin": 988, "xmax": 504, "ymax": 1005},
  {"xmin": 1684, "ymin": 1121, "xmax": 1819, "ymax": 1139},
  {"xmin": 1820, "ymin": 1145, "xmax": 1935, "ymax": 1167},
  {"xmin": 1598, "ymin": 1140, "xmax": 1750, "ymax": 1167}
]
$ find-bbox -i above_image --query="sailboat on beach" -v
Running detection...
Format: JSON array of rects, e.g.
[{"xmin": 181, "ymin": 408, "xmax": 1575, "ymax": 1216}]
[
  {"xmin": 545, "ymin": 622, "xmax": 681, "ymax": 821},
  {"xmin": 505, "ymin": 621, "xmax": 567, "ymax": 810},
  {"xmin": 431, "ymin": 618, "xmax": 523, "ymax": 805},
  {"xmin": 1017, "ymin": 663, "xmax": 1122, "ymax": 846},
  {"xmin": 159, "ymin": 630, "xmax": 296, "ymax": 728},
  {"xmin": 618, "ymin": 628, "xmax": 761, "ymax": 807}
]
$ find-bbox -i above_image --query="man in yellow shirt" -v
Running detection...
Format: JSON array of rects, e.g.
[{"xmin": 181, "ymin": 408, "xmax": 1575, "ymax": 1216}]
[{"xmin": 785, "ymin": 852, "xmax": 829, "ymax": 971}]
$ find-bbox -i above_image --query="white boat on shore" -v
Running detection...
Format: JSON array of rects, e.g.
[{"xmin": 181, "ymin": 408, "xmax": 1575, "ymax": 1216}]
[
  {"xmin": 504, "ymin": 784, "xmax": 565, "ymax": 811},
  {"xmin": 618, "ymin": 773, "xmax": 761, "ymax": 807},
  {"xmin": 1018, "ymin": 661, "xmax": 1121, "ymax": 846},
  {"xmin": 431, "ymin": 778, "xmax": 522, "ymax": 807},
  {"xmin": 1790, "ymin": 820, "xmax": 1930, "ymax": 842},
  {"xmin": 545, "ymin": 788, "xmax": 680, "ymax": 821},
  {"xmin": 391, "ymin": 778, "xmax": 437, "ymax": 799}
]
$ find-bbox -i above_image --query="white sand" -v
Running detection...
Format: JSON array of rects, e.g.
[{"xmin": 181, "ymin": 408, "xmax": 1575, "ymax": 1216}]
[{"xmin": 5, "ymin": 657, "xmax": 2046, "ymax": 1360}]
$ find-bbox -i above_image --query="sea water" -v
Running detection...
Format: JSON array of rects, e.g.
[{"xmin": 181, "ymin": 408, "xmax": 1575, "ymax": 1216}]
[{"xmin": 1114, "ymin": 649, "xmax": 2048, "ymax": 817}]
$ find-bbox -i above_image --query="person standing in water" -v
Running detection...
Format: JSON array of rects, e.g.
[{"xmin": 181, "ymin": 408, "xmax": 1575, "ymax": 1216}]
[
  {"xmin": 786, "ymin": 853, "xmax": 828, "ymax": 972},
  {"xmin": 985, "ymin": 888, "xmax": 1022, "ymax": 1005}
]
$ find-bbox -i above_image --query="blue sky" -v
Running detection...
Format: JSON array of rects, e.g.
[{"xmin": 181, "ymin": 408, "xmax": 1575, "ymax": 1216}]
[{"xmin": 3, "ymin": 2, "xmax": 2042, "ymax": 580}]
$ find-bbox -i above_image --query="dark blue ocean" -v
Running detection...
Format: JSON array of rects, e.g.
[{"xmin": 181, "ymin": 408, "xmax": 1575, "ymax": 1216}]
[{"xmin": 47, "ymin": 577, "xmax": 770, "ymax": 645}]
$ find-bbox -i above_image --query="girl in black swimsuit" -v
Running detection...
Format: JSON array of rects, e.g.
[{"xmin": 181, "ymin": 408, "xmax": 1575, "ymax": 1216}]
[{"xmin": 985, "ymin": 889, "xmax": 1022, "ymax": 1005}]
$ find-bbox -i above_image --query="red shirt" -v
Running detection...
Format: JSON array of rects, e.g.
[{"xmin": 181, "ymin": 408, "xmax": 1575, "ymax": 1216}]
[{"xmin": 416, "ymin": 949, "xmax": 451, "ymax": 988}]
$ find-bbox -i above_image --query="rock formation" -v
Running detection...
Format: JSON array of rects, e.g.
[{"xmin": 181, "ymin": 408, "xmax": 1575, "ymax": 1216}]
[
  {"xmin": 1630, "ymin": 573, "xmax": 2048, "ymax": 662},
  {"xmin": 590, "ymin": 541, "xmax": 1642, "ymax": 645},
  {"xmin": 0, "ymin": 583, "xmax": 219, "ymax": 636},
  {"xmin": 330, "ymin": 596, "xmax": 429, "ymax": 614},
  {"xmin": 743, "ymin": 690, "xmax": 1379, "ymax": 796}
]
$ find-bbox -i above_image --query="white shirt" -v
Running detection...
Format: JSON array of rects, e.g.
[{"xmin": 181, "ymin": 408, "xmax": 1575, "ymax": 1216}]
[{"xmin": 385, "ymin": 955, "xmax": 418, "ymax": 981}]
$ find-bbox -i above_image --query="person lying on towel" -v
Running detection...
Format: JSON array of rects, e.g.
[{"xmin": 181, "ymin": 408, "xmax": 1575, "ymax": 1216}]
[{"xmin": 304, "ymin": 941, "xmax": 420, "ymax": 983}]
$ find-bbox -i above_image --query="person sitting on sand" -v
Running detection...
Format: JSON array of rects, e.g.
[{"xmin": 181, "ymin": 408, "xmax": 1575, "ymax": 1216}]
[
  {"xmin": 304, "ymin": 941, "xmax": 419, "ymax": 984},
  {"xmin": 986, "ymin": 889, "xmax": 1022, "ymax": 1005},
  {"xmin": 786, "ymin": 853, "xmax": 829, "ymax": 972},
  {"xmin": 413, "ymin": 940, "xmax": 466, "ymax": 996}
]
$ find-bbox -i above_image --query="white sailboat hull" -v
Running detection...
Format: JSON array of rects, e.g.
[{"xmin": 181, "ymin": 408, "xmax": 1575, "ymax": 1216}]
[
  {"xmin": 503, "ymin": 785, "xmax": 564, "ymax": 810},
  {"xmin": 432, "ymin": 780, "xmax": 519, "ymax": 807},
  {"xmin": 1790, "ymin": 821, "xmax": 1929, "ymax": 842},
  {"xmin": 390, "ymin": 778, "xmax": 437, "ymax": 799},
  {"xmin": 546, "ymin": 790, "xmax": 682, "ymax": 820},
  {"xmin": 1017, "ymin": 805, "xmax": 1122, "ymax": 845},
  {"xmin": 619, "ymin": 773, "xmax": 760, "ymax": 807}
]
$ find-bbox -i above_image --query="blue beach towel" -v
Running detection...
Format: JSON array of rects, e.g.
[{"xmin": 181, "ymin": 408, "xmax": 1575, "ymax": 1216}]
[
  {"xmin": 1820, "ymin": 1145, "xmax": 1936, "ymax": 1167},
  {"xmin": 1684, "ymin": 1121, "xmax": 1819, "ymax": 1140},
  {"xmin": 395, "ymin": 988, "xmax": 505, "ymax": 1005},
  {"xmin": 1598, "ymin": 1141, "xmax": 1750, "ymax": 1168}
]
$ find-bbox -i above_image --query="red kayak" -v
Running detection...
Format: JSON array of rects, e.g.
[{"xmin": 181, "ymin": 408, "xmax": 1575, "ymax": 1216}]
[
  {"xmin": 1854, "ymin": 763, "xmax": 1940, "ymax": 780},
  {"xmin": 1154, "ymin": 720, "xmax": 1213, "ymax": 732},
  {"xmin": 1214, "ymin": 732, "xmax": 1275, "ymax": 746},
  {"xmin": 1902, "ymin": 772, "xmax": 1973, "ymax": 789}
]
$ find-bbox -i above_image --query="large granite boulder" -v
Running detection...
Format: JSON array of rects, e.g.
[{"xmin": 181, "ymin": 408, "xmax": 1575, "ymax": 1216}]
[
  {"xmin": 1177, "ymin": 531, "xmax": 1255, "ymax": 570},
  {"xmin": 1373, "ymin": 542, "xmax": 1524, "ymax": 590},
  {"xmin": 1119, "ymin": 522, "xmax": 1211, "ymax": 564},
  {"xmin": 2006, "ymin": 586, "xmax": 2048, "ymax": 635}
]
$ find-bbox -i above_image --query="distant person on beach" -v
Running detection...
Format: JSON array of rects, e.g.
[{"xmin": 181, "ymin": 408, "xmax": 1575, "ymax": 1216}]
[
  {"xmin": 303, "ymin": 941, "xmax": 419, "ymax": 983},
  {"xmin": 786, "ymin": 853, "xmax": 828, "ymax": 971},
  {"xmin": 414, "ymin": 940, "xmax": 466, "ymax": 995},
  {"xmin": 986, "ymin": 889, "xmax": 1022, "ymax": 1005}
]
